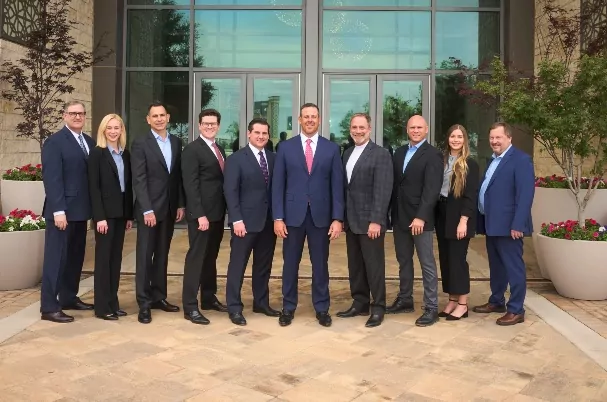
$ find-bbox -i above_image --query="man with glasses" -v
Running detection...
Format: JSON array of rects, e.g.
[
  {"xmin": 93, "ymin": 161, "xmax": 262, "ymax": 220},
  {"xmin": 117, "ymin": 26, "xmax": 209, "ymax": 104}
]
[
  {"xmin": 40, "ymin": 101, "xmax": 96, "ymax": 323},
  {"xmin": 181, "ymin": 109, "xmax": 229, "ymax": 325}
]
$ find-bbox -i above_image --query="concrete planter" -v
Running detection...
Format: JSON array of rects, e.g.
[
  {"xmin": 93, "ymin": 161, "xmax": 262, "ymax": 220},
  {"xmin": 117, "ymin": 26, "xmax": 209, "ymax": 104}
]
[
  {"xmin": 0, "ymin": 180, "xmax": 45, "ymax": 215},
  {"xmin": 536, "ymin": 234, "xmax": 607, "ymax": 301},
  {"xmin": 0, "ymin": 229, "xmax": 45, "ymax": 290}
]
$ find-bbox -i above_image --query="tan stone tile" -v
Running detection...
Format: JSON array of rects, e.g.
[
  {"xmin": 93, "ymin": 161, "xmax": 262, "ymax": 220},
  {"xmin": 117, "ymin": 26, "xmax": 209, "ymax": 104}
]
[
  {"xmin": 408, "ymin": 373, "xmax": 480, "ymax": 400},
  {"xmin": 187, "ymin": 382, "xmax": 274, "ymax": 402},
  {"xmin": 303, "ymin": 340, "xmax": 370, "ymax": 362},
  {"xmin": 166, "ymin": 347, "xmax": 244, "ymax": 375},
  {"xmin": 110, "ymin": 355, "xmax": 183, "ymax": 384},
  {"xmin": 72, "ymin": 340, "xmax": 166, "ymax": 368},
  {"xmin": 279, "ymin": 378, "xmax": 361, "ymax": 402},
  {"xmin": 128, "ymin": 380, "xmax": 201, "ymax": 401},
  {"xmin": 520, "ymin": 369, "xmax": 605, "ymax": 402},
  {"xmin": 0, "ymin": 385, "xmax": 63, "ymax": 402},
  {"xmin": 163, "ymin": 368, "xmax": 225, "ymax": 392}
]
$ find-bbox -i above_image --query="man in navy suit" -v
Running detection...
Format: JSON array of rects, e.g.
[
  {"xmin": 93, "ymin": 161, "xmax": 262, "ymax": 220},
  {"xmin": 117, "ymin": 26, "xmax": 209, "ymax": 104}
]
[
  {"xmin": 40, "ymin": 101, "xmax": 96, "ymax": 323},
  {"xmin": 224, "ymin": 118, "xmax": 280, "ymax": 326},
  {"xmin": 272, "ymin": 103, "xmax": 345, "ymax": 327},
  {"xmin": 473, "ymin": 122, "xmax": 534, "ymax": 326}
]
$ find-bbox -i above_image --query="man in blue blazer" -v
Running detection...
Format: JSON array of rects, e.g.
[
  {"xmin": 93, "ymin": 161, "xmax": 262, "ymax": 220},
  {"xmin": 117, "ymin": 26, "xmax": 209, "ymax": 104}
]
[
  {"xmin": 40, "ymin": 101, "xmax": 96, "ymax": 323},
  {"xmin": 473, "ymin": 122, "xmax": 535, "ymax": 326},
  {"xmin": 272, "ymin": 103, "xmax": 345, "ymax": 327}
]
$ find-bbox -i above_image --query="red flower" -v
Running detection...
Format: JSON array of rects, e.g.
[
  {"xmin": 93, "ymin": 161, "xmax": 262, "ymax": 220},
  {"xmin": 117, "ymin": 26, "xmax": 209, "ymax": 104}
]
[
  {"xmin": 594, "ymin": 232, "xmax": 599, "ymax": 238},
  {"xmin": 565, "ymin": 233, "xmax": 571, "ymax": 239}
]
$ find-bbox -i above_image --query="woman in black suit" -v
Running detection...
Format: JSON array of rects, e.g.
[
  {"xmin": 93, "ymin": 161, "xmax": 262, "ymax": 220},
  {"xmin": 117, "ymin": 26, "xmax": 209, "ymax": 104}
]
[
  {"xmin": 88, "ymin": 114, "xmax": 133, "ymax": 320},
  {"xmin": 435, "ymin": 124, "xmax": 479, "ymax": 321}
]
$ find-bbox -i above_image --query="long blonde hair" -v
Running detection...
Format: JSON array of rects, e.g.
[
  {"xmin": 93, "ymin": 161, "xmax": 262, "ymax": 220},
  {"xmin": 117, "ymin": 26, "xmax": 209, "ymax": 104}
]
[
  {"xmin": 97, "ymin": 114, "xmax": 127, "ymax": 150},
  {"xmin": 444, "ymin": 124, "xmax": 471, "ymax": 198}
]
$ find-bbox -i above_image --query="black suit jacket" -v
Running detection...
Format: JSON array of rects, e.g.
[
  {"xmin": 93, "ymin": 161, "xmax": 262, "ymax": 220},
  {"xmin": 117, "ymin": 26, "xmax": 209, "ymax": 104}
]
[
  {"xmin": 343, "ymin": 141, "xmax": 393, "ymax": 234},
  {"xmin": 181, "ymin": 137, "xmax": 226, "ymax": 223},
  {"xmin": 131, "ymin": 132, "xmax": 184, "ymax": 220},
  {"xmin": 440, "ymin": 157, "xmax": 480, "ymax": 239},
  {"xmin": 224, "ymin": 145, "xmax": 275, "ymax": 233},
  {"xmin": 88, "ymin": 146, "xmax": 134, "ymax": 221},
  {"xmin": 391, "ymin": 141, "xmax": 443, "ymax": 231}
]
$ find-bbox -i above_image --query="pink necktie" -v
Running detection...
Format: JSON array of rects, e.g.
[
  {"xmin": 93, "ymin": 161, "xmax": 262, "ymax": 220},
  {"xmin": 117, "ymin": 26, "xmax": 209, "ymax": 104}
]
[
  {"xmin": 305, "ymin": 138, "xmax": 313, "ymax": 174},
  {"xmin": 212, "ymin": 142, "xmax": 224, "ymax": 171}
]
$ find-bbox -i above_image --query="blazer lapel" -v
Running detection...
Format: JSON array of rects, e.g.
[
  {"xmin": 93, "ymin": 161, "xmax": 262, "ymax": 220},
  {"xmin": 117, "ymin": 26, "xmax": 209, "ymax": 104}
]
[
  {"xmin": 63, "ymin": 127, "xmax": 88, "ymax": 160},
  {"xmin": 401, "ymin": 142, "xmax": 427, "ymax": 181},
  {"xmin": 267, "ymin": 151, "xmax": 275, "ymax": 184},
  {"xmin": 147, "ymin": 132, "xmax": 169, "ymax": 172},
  {"xmin": 486, "ymin": 148, "xmax": 514, "ymax": 190},
  {"xmin": 349, "ymin": 141, "xmax": 374, "ymax": 185},
  {"xmin": 244, "ymin": 147, "xmax": 266, "ymax": 185},
  {"xmin": 169, "ymin": 135, "xmax": 179, "ymax": 173},
  {"xmin": 104, "ymin": 148, "xmax": 119, "ymax": 179},
  {"xmin": 310, "ymin": 137, "xmax": 325, "ymax": 176}
]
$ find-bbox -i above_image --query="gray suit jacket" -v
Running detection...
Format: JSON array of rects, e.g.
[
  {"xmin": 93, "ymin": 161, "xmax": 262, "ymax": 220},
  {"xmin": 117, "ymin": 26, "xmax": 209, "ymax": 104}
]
[{"xmin": 343, "ymin": 141, "xmax": 394, "ymax": 234}]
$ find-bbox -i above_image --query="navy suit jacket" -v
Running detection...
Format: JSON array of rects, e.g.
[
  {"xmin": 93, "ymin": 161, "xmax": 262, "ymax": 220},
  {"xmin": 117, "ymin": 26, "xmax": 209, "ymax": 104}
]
[
  {"xmin": 224, "ymin": 145, "xmax": 275, "ymax": 233},
  {"xmin": 477, "ymin": 146, "xmax": 535, "ymax": 237},
  {"xmin": 42, "ymin": 126, "xmax": 95, "ymax": 221},
  {"xmin": 272, "ymin": 135, "xmax": 344, "ymax": 228}
]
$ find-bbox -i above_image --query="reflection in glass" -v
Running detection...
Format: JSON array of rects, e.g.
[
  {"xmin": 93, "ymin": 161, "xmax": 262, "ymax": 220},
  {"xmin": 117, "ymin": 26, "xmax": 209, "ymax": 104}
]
[
  {"xmin": 435, "ymin": 12, "xmax": 500, "ymax": 69},
  {"xmin": 128, "ymin": 0, "xmax": 190, "ymax": 4},
  {"xmin": 252, "ymin": 79, "xmax": 295, "ymax": 152},
  {"xmin": 324, "ymin": 0, "xmax": 429, "ymax": 5},
  {"xmin": 126, "ymin": 72, "xmax": 190, "ymax": 147},
  {"xmin": 198, "ymin": 78, "xmax": 241, "ymax": 156},
  {"xmin": 326, "ymin": 79, "xmax": 370, "ymax": 155},
  {"xmin": 436, "ymin": 0, "xmax": 500, "ymax": 7},
  {"xmin": 322, "ymin": 11, "xmax": 431, "ymax": 70},
  {"xmin": 127, "ymin": 9, "xmax": 190, "ymax": 67},
  {"xmin": 381, "ymin": 80, "xmax": 423, "ymax": 151},
  {"xmin": 195, "ymin": 0, "xmax": 301, "ymax": 4},
  {"xmin": 194, "ymin": 10, "xmax": 302, "ymax": 68}
]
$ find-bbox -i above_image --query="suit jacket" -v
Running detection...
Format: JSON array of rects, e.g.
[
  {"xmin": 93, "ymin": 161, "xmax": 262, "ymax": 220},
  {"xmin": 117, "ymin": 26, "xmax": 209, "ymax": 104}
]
[
  {"xmin": 343, "ymin": 141, "xmax": 393, "ymax": 234},
  {"xmin": 439, "ymin": 157, "xmax": 480, "ymax": 239},
  {"xmin": 391, "ymin": 141, "xmax": 443, "ymax": 231},
  {"xmin": 224, "ymin": 145, "xmax": 274, "ymax": 233},
  {"xmin": 130, "ymin": 131, "xmax": 184, "ymax": 220},
  {"xmin": 272, "ymin": 135, "xmax": 344, "ymax": 228},
  {"xmin": 477, "ymin": 146, "xmax": 535, "ymax": 237},
  {"xmin": 88, "ymin": 146, "xmax": 134, "ymax": 222},
  {"xmin": 181, "ymin": 137, "xmax": 226, "ymax": 223},
  {"xmin": 41, "ymin": 126, "xmax": 96, "ymax": 221}
]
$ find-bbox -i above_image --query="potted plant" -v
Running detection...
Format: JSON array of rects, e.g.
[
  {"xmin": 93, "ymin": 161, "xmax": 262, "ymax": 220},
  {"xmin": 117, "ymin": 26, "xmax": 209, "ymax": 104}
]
[
  {"xmin": 537, "ymin": 220, "xmax": 607, "ymax": 300},
  {"xmin": 1, "ymin": 164, "xmax": 45, "ymax": 215},
  {"xmin": 0, "ymin": 209, "xmax": 46, "ymax": 291}
]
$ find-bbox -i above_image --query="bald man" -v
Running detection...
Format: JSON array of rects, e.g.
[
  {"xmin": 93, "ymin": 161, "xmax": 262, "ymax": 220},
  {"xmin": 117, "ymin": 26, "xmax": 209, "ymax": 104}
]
[{"xmin": 388, "ymin": 115, "xmax": 443, "ymax": 327}]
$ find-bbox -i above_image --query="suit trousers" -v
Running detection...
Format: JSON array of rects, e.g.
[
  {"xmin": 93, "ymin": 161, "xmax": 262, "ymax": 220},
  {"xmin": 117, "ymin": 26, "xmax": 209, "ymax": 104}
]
[
  {"xmin": 40, "ymin": 220, "xmax": 87, "ymax": 313},
  {"xmin": 135, "ymin": 212, "xmax": 175, "ymax": 309},
  {"xmin": 345, "ymin": 229, "xmax": 386, "ymax": 313},
  {"xmin": 486, "ymin": 235, "xmax": 526, "ymax": 315},
  {"xmin": 282, "ymin": 207, "xmax": 330, "ymax": 312},
  {"xmin": 393, "ymin": 224, "xmax": 439, "ymax": 310},
  {"xmin": 225, "ymin": 220, "xmax": 276, "ymax": 313},
  {"xmin": 94, "ymin": 219, "xmax": 126, "ymax": 316},
  {"xmin": 435, "ymin": 201, "xmax": 471, "ymax": 295},
  {"xmin": 182, "ymin": 220, "xmax": 224, "ymax": 312}
]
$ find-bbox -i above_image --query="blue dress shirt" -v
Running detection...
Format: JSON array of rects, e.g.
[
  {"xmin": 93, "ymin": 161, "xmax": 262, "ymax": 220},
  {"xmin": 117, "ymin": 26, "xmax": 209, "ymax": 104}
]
[
  {"xmin": 109, "ymin": 146, "xmax": 125, "ymax": 192},
  {"xmin": 152, "ymin": 130, "xmax": 172, "ymax": 173},
  {"xmin": 478, "ymin": 144, "xmax": 512, "ymax": 214},
  {"xmin": 403, "ymin": 139, "xmax": 426, "ymax": 172}
]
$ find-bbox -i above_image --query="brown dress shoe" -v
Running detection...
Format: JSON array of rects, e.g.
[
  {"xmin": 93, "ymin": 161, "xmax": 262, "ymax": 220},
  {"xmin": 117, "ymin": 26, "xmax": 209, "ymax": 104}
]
[
  {"xmin": 472, "ymin": 303, "xmax": 507, "ymax": 314},
  {"xmin": 496, "ymin": 312, "xmax": 525, "ymax": 326}
]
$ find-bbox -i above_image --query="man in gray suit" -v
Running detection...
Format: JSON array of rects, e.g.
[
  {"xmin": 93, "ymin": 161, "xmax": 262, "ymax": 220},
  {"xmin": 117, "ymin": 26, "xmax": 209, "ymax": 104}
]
[{"xmin": 337, "ymin": 113, "xmax": 394, "ymax": 328}]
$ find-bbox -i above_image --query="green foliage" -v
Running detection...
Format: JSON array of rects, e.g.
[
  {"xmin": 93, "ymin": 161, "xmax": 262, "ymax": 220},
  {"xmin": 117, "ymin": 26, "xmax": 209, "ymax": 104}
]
[
  {"xmin": 540, "ymin": 219, "xmax": 607, "ymax": 241},
  {"xmin": 2, "ymin": 164, "xmax": 43, "ymax": 181}
]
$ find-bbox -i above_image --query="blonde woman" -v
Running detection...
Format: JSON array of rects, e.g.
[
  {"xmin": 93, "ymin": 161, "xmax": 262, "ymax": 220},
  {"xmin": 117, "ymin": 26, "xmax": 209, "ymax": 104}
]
[
  {"xmin": 88, "ymin": 114, "xmax": 133, "ymax": 320},
  {"xmin": 435, "ymin": 125, "xmax": 479, "ymax": 320}
]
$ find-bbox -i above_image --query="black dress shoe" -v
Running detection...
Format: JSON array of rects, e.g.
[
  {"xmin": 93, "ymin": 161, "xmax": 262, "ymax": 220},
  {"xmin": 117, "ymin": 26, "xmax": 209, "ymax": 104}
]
[
  {"xmin": 96, "ymin": 313, "xmax": 118, "ymax": 321},
  {"xmin": 62, "ymin": 300, "xmax": 94, "ymax": 311},
  {"xmin": 336, "ymin": 305, "xmax": 370, "ymax": 318},
  {"xmin": 316, "ymin": 311, "xmax": 332, "ymax": 327},
  {"xmin": 252, "ymin": 304, "xmax": 281, "ymax": 317},
  {"xmin": 201, "ymin": 300, "xmax": 228, "ymax": 313},
  {"xmin": 41, "ymin": 311, "xmax": 74, "ymax": 323},
  {"xmin": 138, "ymin": 308, "xmax": 152, "ymax": 324},
  {"xmin": 415, "ymin": 309, "xmax": 439, "ymax": 327},
  {"xmin": 151, "ymin": 299, "xmax": 180, "ymax": 312},
  {"xmin": 386, "ymin": 298, "xmax": 415, "ymax": 314},
  {"xmin": 229, "ymin": 312, "xmax": 247, "ymax": 326},
  {"xmin": 365, "ymin": 313, "xmax": 384, "ymax": 328},
  {"xmin": 279, "ymin": 310, "xmax": 294, "ymax": 327},
  {"xmin": 114, "ymin": 309, "xmax": 127, "ymax": 317},
  {"xmin": 184, "ymin": 310, "xmax": 210, "ymax": 325}
]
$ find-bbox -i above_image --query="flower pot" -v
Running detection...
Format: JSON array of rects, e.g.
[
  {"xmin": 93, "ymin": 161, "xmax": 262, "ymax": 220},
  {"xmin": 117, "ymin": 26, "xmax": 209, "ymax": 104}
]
[
  {"xmin": 0, "ymin": 180, "xmax": 45, "ymax": 215},
  {"xmin": 532, "ymin": 188, "xmax": 607, "ymax": 232},
  {"xmin": 535, "ymin": 234, "xmax": 607, "ymax": 300},
  {"xmin": 0, "ymin": 229, "xmax": 45, "ymax": 290},
  {"xmin": 532, "ymin": 234, "xmax": 550, "ymax": 280}
]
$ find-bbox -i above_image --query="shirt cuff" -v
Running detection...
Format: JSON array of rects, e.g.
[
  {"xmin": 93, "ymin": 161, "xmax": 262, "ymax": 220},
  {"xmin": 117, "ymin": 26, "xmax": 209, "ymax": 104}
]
[
  {"xmin": 274, "ymin": 218, "xmax": 283, "ymax": 221},
  {"xmin": 233, "ymin": 220, "xmax": 243, "ymax": 224},
  {"xmin": 53, "ymin": 211, "xmax": 65, "ymax": 216},
  {"xmin": 143, "ymin": 210, "xmax": 154, "ymax": 215}
]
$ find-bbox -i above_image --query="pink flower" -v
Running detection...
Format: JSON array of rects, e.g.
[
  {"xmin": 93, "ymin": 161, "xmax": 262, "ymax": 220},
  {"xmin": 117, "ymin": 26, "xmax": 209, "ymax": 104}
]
[{"xmin": 593, "ymin": 232, "xmax": 599, "ymax": 238}]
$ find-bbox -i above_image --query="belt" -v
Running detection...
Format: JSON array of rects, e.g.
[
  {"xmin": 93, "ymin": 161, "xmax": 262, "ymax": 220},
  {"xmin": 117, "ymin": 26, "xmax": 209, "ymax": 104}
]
[{"xmin": 439, "ymin": 195, "xmax": 448, "ymax": 203}]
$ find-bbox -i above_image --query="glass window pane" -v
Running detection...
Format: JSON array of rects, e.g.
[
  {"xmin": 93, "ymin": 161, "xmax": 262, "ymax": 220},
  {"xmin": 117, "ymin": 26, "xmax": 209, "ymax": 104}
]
[
  {"xmin": 326, "ymin": 79, "xmax": 370, "ymax": 154},
  {"xmin": 126, "ymin": 72, "xmax": 190, "ymax": 147},
  {"xmin": 436, "ymin": 0, "xmax": 500, "ymax": 7},
  {"xmin": 436, "ymin": 12, "xmax": 499, "ymax": 69},
  {"xmin": 196, "ymin": 0, "xmax": 301, "ymax": 4},
  {"xmin": 381, "ymin": 80, "xmax": 423, "ymax": 150},
  {"xmin": 322, "ymin": 11, "xmax": 431, "ymax": 70},
  {"xmin": 194, "ymin": 10, "xmax": 302, "ymax": 68},
  {"xmin": 128, "ymin": 0, "xmax": 190, "ymax": 5},
  {"xmin": 324, "ymin": 0, "xmax": 429, "ymax": 5},
  {"xmin": 252, "ymin": 78, "xmax": 295, "ymax": 152},
  {"xmin": 127, "ymin": 10, "xmax": 190, "ymax": 67}
]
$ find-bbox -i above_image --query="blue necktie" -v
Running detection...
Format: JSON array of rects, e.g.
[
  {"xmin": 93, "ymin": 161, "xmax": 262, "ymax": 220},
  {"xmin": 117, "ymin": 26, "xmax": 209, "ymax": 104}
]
[
  {"xmin": 78, "ymin": 134, "xmax": 88, "ymax": 156},
  {"xmin": 259, "ymin": 151, "xmax": 269, "ymax": 184}
]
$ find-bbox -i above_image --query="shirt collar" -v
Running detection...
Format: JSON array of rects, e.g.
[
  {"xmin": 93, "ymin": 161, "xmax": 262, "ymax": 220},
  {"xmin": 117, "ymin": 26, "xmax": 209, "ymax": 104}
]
[
  {"xmin": 248, "ymin": 142, "xmax": 265, "ymax": 156},
  {"xmin": 408, "ymin": 138, "xmax": 426, "ymax": 150},
  {"xmin": 492, "ymin": 144, "xmax": 513, "ymax": 160},
  {"xmin": 109, "ymin": 145, "xmax": 123, "ymax": 155},
  {"xmin": 151, "ymin": 129, "xmax": 170, "ymax": 141},
  {"xmin": 354, "ymin": 141, "xmax": 369, "ymax": 151},
  {"xmin": 300, "ymin": 132, "xmax": 319, "ymax": 144},
  {"xmin": 66, "ymin": 125, "xmax": 83, "ymax": 137},
  {"xmin": 200, "ymin": 135, "xmax": 216, "ymax": 147}
]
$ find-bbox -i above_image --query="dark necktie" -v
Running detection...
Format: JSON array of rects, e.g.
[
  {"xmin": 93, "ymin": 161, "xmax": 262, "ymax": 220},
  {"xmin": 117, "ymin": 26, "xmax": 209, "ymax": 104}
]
[
  {"xmin": 77, "ymin": 134, "xmax": 88, "ymax": 157},
  {"xmin": 259, "ymin": 151, "xmax": 269, "ymax": 184},
  {"xmin": 212, "ymin": 142, "xmax": 224, "ymax": 171}
]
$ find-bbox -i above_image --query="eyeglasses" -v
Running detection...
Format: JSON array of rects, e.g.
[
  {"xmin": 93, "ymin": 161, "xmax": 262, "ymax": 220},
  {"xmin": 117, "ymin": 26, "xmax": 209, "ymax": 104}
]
[
  {"xmin": 201, "ymin": 122, "xmax": 218, "ymax": 127},
  {"xmin": 66, "ymin": 112, "xmax": 86, "ymax": 118}
]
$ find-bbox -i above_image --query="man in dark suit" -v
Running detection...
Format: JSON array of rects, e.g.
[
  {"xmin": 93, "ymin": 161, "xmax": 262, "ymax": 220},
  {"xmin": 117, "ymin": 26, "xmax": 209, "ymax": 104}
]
[
  {"xmin": 272, "ymin": 103, "xmax": 345, "ymax": 327},
  {"xmin": 337, "ymin": 113, "xmax": 393, "ymax": 328},
  {"xmin": 131, "ymin": 101, "xmax": 185, "ymax": 324},
  {"xmin": 224, "ymin": 118, "xmax": 280, "ymax": 326},
  {"xmin": 388, "ymin": 115, "xmax": 443, "ymax": 327},
  {"xmin": 181, "ymin": 108, "xmax": 228, "ymax": 325},
  {"xmin": 473, "ymin": 122, "xmax": 534, "ymax": 326},
  {"xmin": 40, "ymin": 101, "xmax": 96, "ymax": 323}
]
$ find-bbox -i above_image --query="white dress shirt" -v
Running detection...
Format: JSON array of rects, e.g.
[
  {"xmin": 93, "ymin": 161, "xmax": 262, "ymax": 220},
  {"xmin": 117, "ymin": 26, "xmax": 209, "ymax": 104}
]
[
  {"xmin": 201, "ymin": 135, "xmax": 224, "ymax": 162},
  {"xmin": 248, "ymin": 143, "xmax": 267, "ymax": 166},
  {"xmin": 346, "ymin": 141, "xmax": 368, "ymax": 183},
  {"xmin": 300, "ymin": 132, "xmax": 319, "ymax": 156}
]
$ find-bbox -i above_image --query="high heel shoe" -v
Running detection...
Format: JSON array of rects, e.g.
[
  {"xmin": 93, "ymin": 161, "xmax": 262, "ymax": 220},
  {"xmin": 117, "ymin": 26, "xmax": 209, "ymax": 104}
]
[
  {"xmin": 446, "ymin": 303, "xmax": 468, "ymax": 321},
  {"xmin": 438, "ymin": 298, "xmax": 458, "ymax": 318}
]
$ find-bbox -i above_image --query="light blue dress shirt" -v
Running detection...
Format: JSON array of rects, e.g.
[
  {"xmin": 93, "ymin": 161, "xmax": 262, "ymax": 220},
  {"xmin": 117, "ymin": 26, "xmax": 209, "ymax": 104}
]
[
  {"xmin": 478, "ymin": 144, "xmax": 512, "ymax": 214},
  {"xmin": 403, "ymin": 139, "xmax": 426, "ymax": 173},
  {"xmin": 152, "ymin": 130, "xmax": 172, "ymax": 173},
  {"xmin": 109, "ymin": 146, "xmax": 125, "ymax": 192}
]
